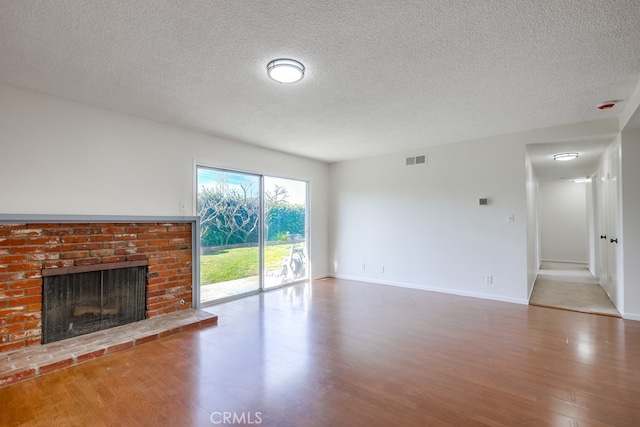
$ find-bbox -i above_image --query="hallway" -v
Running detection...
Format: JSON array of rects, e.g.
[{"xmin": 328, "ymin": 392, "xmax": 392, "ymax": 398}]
[{"xmin": 530, "ymin": 262, "xmax": 620, "ymax": 317}]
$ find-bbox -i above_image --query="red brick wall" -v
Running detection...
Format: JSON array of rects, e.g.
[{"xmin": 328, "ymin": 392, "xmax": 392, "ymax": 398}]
[{"xmin": 0, "ymin": 222, "xmax": 193, "ymax": 353}]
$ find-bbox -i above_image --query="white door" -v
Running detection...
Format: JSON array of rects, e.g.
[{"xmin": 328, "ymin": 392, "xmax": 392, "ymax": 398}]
[
  {"xmin": 606, "ymin": 147, "xmax": 619, "ymax": 306},
  {"xmin": 596, "ymin": 169, "xmax": 609, "ymax": 293}
]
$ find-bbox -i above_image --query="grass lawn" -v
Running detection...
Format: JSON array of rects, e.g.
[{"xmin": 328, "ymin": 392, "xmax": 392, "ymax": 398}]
[{"xmin": 200, "ymin": 243, "xmax": 297, "ymax": 284}]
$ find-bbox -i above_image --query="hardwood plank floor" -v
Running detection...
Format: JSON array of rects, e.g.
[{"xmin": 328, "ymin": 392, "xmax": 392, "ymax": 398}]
[{"xmin": 2, "ymin": 278, "xmax": 640, "ymax": 426}]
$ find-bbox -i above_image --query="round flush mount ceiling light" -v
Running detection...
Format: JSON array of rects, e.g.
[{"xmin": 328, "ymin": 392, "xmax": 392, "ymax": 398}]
[
  {"xmin": 553, "ymin": 152, "xmax": 579, "ymax": 161},
  {"xmin": 267, "ymin": 58, "xmax": 305, "ymax": 83}
]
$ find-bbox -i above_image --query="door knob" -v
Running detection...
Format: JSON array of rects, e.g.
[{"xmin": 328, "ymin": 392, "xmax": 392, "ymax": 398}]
[{"xmin": 610, "ymin": 238, "xmax": 618, "ymax": 243}]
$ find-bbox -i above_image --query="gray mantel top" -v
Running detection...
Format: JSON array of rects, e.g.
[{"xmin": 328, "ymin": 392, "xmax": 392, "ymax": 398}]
[{"xmin": 0, "ymin": 214, "xmax": 199, "ymax": 223}]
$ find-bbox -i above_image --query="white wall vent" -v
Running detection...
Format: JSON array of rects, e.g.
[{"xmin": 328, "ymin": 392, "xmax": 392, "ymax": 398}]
[{"xmin": 406, "ymin": 154, "xmax": 427, "ymax": 166}]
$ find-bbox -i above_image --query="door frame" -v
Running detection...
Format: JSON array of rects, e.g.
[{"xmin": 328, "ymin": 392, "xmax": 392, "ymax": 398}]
[{"xmin": 194, "ymin": 162, "xmax": 310, "ymax": 305}]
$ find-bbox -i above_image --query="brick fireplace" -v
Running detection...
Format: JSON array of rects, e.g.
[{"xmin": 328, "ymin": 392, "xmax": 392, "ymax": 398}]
[{"xmin": 0, "ymin": 221, "xmax": 195, "ymax": 354}]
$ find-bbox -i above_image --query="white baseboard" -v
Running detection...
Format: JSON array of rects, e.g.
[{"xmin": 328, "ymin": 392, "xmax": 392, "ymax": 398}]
[
  {"xmin": 332, "ymin": 274, "xmax": 528, "ymax": 305},
  {"xmin": 540, "ymin": 259, "xmax": 588, "ymax": 265},
  {"xmin": 622, "ymin": 313, "xmax": 640, "ymax": 322}
]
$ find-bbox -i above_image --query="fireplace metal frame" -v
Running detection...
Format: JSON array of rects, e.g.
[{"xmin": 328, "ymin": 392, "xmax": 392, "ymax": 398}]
[{"xmin": 42, "ymin": 263, "xmax": 148, "ymax": 343}]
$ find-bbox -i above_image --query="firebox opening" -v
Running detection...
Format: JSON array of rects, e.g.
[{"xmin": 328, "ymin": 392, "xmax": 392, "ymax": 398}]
[{"xmin": 42, "ymin": 264, "xmax": 146, "ymax": 344}]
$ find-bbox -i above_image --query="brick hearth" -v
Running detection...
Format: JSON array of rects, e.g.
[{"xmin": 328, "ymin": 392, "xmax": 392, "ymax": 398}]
[
  {"xmin": 0, "ymin": 308, "xmax": 218, "ymax": 387},
  {"xmin": 0, "ymin": 222, "xmax": 195, "ymax": 353}
]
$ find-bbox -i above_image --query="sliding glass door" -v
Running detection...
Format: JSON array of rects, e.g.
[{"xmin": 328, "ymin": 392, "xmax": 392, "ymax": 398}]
[
  {"xmin": 263, "ymin": 177, "xmax": 308, "ymax": 289},
  {"xmin": 196, "ymin": 166, "xmax": 308, "ymax": 304},
  {"xmin": 197, "ymin": 168, "xmax": 261, "ymax": 303}
]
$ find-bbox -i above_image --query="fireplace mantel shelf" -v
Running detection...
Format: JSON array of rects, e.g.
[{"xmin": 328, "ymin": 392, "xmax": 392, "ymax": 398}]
[{"xmin": 0, "ymin": 214, "xmax": 199, "ymax": 224}]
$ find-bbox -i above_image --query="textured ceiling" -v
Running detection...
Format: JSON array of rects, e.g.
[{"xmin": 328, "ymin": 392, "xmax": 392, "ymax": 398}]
[{"xmin": 1, "ymin": 1, "xmax": 639, "ymax": 163}]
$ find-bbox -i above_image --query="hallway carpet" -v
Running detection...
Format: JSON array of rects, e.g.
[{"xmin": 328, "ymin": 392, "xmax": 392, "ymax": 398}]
[{"xmin": 530, "ymin": 262, "xmax": 620, "ymax": 317}]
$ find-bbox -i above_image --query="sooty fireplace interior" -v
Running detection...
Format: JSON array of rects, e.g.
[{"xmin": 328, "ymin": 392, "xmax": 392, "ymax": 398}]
[{"xmin": 42, "ymin": 261, "xmax": 147, "ymax": 344}]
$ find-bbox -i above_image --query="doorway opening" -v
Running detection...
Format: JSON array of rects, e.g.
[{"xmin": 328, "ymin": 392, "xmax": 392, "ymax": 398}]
[{"xmin": 529, "ymin": 178, "xmax": 619, "ymax": 316}]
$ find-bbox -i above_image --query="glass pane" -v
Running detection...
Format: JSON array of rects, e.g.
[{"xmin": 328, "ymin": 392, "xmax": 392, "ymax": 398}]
[
  {"xmin": 263, "ymin": 177, "xmax": 308, "ymax": 289},
  {"xmin": 197, "ymin": 167, "xmax": 261, "ymax": 303}
]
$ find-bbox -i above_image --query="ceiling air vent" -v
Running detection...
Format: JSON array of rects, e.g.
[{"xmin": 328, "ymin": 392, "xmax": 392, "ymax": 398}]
[{"xmin": 406, "ymin": 154, "xmax": 427, "ymax": 166}]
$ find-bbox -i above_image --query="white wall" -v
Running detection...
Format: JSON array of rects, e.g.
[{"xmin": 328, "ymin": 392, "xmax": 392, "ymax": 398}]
[
  {"xmin": 621, "ymin": 129, "xmax": 640, "ymax": 319},
  {"xmin": 525, "ymin": 153, "xmax": 539, "ymax": 298},
  {"xmin": 0, "ymin": 84, "xmax": 330, "ymax": 278},
  {"xmin": 539, "ymin": 181, "xmax": 588, "ymax": 263},
  {"xmin": 329, "ymin": 137, "xmax": 529, "ymax": 304}
]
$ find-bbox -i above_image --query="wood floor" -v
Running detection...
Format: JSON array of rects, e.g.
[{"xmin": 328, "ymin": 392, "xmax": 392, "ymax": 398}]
[{"xmin": 2, "ymin": 278, "xmax": 640, "ymax": 426}]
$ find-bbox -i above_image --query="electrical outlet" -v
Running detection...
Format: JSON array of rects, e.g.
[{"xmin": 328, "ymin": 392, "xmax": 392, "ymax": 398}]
[
  {"xmin": 485, "ymin": 275, "xmax": 493, "ymax": 284},
  {"xmin": 380, "ymin": 266, "xmax": 385, "ymax": 273},
  {"xmin": 361, "ymin": 263, "xmax": 366, "ymax": 270}
]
